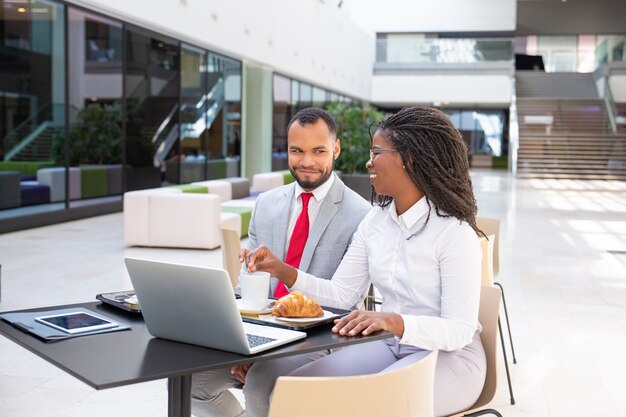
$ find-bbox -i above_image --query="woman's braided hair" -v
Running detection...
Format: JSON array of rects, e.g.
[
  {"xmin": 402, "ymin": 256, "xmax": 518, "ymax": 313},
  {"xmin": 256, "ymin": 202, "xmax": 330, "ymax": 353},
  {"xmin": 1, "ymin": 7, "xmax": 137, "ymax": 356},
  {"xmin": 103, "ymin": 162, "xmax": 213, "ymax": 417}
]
[{"xmin": 373, "ymin": 106, "xmax": 484, "ymax": 237}]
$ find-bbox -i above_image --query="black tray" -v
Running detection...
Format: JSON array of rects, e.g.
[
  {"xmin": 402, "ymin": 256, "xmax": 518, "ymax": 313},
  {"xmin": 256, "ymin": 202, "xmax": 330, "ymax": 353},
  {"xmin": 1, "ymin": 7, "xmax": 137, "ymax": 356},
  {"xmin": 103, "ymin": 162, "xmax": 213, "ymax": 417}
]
[{"xmin": 96, "ymin": 291, "xmax": 141, "ymax": 313}]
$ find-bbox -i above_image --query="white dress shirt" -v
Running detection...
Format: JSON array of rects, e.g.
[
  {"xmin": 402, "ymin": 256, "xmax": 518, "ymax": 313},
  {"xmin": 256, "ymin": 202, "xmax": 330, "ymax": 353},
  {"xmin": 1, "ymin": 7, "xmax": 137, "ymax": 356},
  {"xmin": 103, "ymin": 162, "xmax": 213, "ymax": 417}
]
[
  {"xmin": 283, "ymin": 173, "xmax": 335, "ymax": 255},
  {"xmin": 291, "ymin": 196, "xmax": 482, "ymax": 352}
]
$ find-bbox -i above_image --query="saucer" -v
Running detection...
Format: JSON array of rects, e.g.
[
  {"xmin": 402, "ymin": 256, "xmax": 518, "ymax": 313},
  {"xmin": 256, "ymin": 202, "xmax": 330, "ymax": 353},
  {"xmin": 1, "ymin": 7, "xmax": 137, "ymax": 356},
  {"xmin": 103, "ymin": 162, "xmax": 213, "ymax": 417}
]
[
  {"xmin": 273, "ymin": 310, "xmax": 337, "ymax": 324},
  {"xmin": 236, "ymin": 299, "xmax": 275, "ymax": 315}
]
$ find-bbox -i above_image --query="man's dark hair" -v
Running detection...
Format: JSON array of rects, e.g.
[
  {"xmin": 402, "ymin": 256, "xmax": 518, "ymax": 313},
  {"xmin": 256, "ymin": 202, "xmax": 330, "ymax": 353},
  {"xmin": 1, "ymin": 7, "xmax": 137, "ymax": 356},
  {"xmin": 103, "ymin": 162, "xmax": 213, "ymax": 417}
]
[
  {"xmin": 373, "ymin": 106, "xmax": 484, "ymax": 238},
  {"xmin": 287, "ymin": 108, "xmax": 337, "ymax": 136}
]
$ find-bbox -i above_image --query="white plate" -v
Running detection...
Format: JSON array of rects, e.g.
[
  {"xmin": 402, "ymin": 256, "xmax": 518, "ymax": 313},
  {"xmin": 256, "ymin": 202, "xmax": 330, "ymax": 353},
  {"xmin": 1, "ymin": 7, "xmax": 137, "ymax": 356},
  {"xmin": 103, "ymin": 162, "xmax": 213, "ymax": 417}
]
[
  {"xmin": 236, "ymin": 299, "xmax": 275, "ymax": 315},
  {"xmin": 273, "ymin": 310, "xmax": 337, "ymax": 324}
]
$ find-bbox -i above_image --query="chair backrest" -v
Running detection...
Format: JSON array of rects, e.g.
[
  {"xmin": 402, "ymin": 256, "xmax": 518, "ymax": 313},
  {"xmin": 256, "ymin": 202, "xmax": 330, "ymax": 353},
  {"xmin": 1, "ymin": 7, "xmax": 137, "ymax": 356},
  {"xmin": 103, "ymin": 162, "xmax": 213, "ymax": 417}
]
[
  {"xmin": 219, "ymin": 226, "xmax": 241, "ymax": 287},
  {"xmin": 476, "ymin": 216, "xmax": 501, "ymax": 278},
  {"xmin": 479, "ymin": 234, "xmax": 495, "ymax": 286},
  {"xmin": 470, "ymin": 285, "xmax": 503, "ymax": 411},
  {"xmin": 268, "ymin": 350, "xmax": 438, "ymax": 417}
]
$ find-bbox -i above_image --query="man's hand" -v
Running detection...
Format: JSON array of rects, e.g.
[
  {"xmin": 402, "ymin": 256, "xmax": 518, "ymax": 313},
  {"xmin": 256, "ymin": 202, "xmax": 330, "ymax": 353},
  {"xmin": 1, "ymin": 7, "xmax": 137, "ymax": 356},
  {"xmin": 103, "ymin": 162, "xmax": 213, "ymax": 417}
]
[
  {"xmin": 230, "ymin": 363, "xmax": 252, "ymax": 384},
  {"xmin": 239, "ymin": 248, "xmax": 250, "ymax": 266},
  {"xmin": 245, "ymin": 245, "xmax": 298, "ymax": 287},
  {"xmin": 332, "ymin": 310, "xmax": 404, "ymax": 338}
]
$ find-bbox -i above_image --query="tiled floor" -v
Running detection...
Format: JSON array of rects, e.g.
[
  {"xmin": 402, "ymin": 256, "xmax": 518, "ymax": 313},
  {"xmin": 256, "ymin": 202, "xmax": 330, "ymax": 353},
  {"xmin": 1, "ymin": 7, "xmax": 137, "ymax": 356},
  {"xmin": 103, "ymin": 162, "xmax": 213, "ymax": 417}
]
[{"xmin": 1, "ymin": 170, "xmax": 626, "ymax": 417}]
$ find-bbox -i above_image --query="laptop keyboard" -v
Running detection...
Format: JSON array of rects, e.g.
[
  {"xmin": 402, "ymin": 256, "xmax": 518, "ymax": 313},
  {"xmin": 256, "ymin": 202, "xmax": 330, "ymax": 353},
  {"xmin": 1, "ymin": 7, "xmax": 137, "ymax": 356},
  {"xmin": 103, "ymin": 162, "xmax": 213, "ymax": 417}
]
[{"xmin": 246, "ymin": 334, "xmax": 276, "ymax": 348}]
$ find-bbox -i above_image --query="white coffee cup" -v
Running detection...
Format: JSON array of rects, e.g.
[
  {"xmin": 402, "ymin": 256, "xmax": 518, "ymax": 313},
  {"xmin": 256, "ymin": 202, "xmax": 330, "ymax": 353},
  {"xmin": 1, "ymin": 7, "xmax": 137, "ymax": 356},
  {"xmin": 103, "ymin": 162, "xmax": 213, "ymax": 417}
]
[{"xmin": 239, "ymin": 271, "xmax": 270, "ymax": 310}]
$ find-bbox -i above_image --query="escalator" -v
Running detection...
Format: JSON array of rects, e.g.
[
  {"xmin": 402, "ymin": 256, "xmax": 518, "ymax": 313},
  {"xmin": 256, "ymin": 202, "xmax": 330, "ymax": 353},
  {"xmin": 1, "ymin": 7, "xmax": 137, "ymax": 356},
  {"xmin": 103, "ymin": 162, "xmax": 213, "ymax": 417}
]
[{"xmin": 152, "ymin": 77, "xmax": 225, "ymax": 168}]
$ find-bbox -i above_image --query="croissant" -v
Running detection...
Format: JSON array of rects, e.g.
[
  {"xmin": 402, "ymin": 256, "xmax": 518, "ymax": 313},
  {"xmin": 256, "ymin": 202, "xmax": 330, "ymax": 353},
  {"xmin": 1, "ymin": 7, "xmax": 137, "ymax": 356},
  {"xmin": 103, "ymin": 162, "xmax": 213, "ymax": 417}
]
[{"xmin": 272, "ymin": 291, "xmax": 324, "ymax": 318}]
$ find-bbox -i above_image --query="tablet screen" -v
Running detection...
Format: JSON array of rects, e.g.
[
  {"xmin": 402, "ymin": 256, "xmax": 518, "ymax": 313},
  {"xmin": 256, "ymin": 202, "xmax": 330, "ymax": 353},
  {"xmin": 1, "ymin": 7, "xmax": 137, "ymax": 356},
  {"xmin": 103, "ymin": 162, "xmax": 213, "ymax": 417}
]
[{"xmin": 36, "ymin": 312, "xmax": 118, "ymax": 334}]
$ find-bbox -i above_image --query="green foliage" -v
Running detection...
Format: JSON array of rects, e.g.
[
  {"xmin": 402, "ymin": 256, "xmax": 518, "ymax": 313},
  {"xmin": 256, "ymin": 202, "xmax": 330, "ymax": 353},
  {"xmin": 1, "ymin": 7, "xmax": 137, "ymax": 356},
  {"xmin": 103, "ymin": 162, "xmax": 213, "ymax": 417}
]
[
  {"xmin": 51, "ymin": 100, "xmax": 155, "ymax": 167},
  {"xmin": 326, "ymin": 102, "xmax": 384, "ymax": 174},
  {"xmin": 52, "ymin": 103, "xmax": 122, "ymax": 165}
]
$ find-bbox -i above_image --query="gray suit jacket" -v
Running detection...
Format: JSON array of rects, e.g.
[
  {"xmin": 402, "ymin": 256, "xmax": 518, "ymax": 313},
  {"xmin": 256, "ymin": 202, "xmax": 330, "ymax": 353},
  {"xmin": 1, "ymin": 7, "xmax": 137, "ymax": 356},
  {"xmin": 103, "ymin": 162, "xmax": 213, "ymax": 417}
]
[{"xmin": 247, "ymin": 174, "xmax": 371, "ymax": 295}]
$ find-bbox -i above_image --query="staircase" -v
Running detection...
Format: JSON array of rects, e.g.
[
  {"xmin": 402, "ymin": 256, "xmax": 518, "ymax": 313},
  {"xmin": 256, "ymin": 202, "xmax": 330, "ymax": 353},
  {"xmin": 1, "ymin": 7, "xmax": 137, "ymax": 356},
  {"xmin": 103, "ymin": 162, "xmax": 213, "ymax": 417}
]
[
  {"xmin": 516, "ymin": 72, "xmax": 599, "ymax": 99},
  {"xmin": 11, "ymin": 126, "xmax": 58, "ymax": 161},
  {"xmin": 515, "ymin": 72, "xmax": 626, "ymax": 180}
]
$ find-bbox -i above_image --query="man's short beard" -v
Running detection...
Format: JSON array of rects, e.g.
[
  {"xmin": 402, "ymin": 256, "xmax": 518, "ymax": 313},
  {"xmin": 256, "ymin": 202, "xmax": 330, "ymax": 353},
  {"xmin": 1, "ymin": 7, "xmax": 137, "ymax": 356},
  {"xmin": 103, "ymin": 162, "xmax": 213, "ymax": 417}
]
[{"xmin": 289, "ymin": 156, "xmax": 335, "ymax": 190}]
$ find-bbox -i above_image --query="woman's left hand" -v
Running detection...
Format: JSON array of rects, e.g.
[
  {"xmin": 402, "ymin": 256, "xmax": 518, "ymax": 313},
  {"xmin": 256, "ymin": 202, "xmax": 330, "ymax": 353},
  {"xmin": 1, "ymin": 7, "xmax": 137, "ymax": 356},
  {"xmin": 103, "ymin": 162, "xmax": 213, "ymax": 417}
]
[{"xmin": 332, "ymin": 311, "xmax": 405, "ymax": 338}]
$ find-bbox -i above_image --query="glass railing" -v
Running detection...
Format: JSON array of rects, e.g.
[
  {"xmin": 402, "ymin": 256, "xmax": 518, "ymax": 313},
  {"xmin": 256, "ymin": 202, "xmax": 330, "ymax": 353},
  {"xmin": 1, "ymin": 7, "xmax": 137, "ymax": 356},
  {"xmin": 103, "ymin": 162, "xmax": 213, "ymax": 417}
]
[
  {"xmin": 595, "ymin": 36, "xmax": 626, "ymax": 67},
  {"xmin": 602, "ymin": 77, "xmax": 618, "ymax": 134},
  {"xmin": 376, "ymin": 37, "xmax": 514, "ymax": 64}
]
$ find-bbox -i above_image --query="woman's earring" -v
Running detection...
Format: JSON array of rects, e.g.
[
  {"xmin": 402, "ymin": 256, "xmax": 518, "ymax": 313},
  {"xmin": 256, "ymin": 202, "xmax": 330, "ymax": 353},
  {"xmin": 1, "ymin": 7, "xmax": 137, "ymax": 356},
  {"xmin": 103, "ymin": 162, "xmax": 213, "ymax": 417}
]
[{"xmin": 402, "ymin": 165, "xmax": 406, "ymax": 169}]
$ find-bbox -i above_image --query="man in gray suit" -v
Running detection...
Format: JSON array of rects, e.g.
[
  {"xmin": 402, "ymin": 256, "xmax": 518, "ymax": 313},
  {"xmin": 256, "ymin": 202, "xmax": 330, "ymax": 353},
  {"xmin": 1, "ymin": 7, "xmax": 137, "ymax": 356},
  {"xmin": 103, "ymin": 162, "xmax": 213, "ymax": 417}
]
[{"xmin": 191, "ymin": 108, "xmax": 371, "ymax": 417}]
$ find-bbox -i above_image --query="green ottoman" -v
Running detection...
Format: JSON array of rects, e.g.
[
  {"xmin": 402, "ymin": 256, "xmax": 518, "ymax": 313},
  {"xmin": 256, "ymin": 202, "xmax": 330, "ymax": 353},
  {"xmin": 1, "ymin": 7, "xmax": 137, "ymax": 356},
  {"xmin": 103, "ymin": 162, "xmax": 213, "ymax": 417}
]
[
  {"xmin": 173, "ymin": 184, "xmax": 208, "ymax": 193},
  {"xmin": 221, "ymin": 206, "xmax": 252, "ymax": 237},
  {"xmin": 207, "ymin": 159, "xmax": 227, "ymax": 179},
  {"xmin": 80, "ymin": 166, "xmax": 108, "ymax": 199},
  {"xmin": 277, "ymin": 170, "xmax": 295, "ymax": 184}
]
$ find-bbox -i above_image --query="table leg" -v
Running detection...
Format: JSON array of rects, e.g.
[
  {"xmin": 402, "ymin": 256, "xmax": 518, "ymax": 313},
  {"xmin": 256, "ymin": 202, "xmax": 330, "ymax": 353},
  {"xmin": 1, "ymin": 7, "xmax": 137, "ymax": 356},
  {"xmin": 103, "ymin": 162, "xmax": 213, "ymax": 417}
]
[{"xmin": 168, "ymin": 375, "xmax": 192, "ymax": 417}]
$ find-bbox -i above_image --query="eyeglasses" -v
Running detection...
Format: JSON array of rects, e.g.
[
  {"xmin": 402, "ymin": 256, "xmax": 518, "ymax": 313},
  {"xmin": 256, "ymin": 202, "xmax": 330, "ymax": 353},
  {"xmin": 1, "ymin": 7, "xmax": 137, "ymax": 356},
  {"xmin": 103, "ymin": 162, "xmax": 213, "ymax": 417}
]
[{"xmin": 369, "ymin": 148, "xmax": 398, "ymax": 161}]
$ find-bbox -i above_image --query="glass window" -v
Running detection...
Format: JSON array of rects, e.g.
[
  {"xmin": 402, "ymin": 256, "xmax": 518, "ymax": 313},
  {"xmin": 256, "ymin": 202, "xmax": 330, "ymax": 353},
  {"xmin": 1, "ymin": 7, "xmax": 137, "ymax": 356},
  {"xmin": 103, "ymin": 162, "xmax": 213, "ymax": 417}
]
[
  {"xmin": 176, "ymin": 43, "xmax": 207, "ymax": 183},
  {"xmin": 444, "ymin": 109, "xmax": 506, "ymax": 157},
  {"xmin": 299, "ymin": 83, "xmax": 312, "ymax": 108},
  {"xmin": 272, "ymin": 75, "xmax": 291, "ymax": 170},
  {"xmin": 0, "ymin": 0, "xmax": 67, "ymax": 212},
  {"xmin": 312, "ymin": 87, "xmax": 326, "ymax": 107},
  {"xmin": 125, "ymin": 28, "xmax": 179, "ymax": 190},
  {"xmin": 67, "ymin": 8, "xmax": 123, "ymax": 202},
  {"xmin": 205, "ymin": 54, "xmax": 241, "ymax": 165}
]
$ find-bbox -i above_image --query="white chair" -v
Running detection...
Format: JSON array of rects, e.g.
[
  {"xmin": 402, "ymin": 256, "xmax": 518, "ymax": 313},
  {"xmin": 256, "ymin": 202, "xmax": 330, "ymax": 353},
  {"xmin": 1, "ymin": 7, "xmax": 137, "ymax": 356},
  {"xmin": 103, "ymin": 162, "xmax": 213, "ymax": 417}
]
[
  {"xmin": 192, "ymin": 180, "xmax": 232, "ymax": 203},
  {"xmin": 123, "ymin": 188, "xmax": 240, "ymax": 249},
  {"xmin": 477, "ymin": 219, "xmax": 516, "ymax": 406},
  {"xmin": 479, "ymin": 234, "xmax": 495, "ymax": 286},
  {"xmin": 448, "ymin": 285, "xmax": 503, "ymax": 417},
  {"xmin": 220, "ymin": 226, "xmax": 242, "ymax": 287},
  {"xmin": 37, "ymin": 167, "xmax": 81, "ymax": 202},
  {"xmin": 268, "ymin": 350, "xmax": 438, "ymax": 417},
  {"xmin": 123, "ymin": 187, "xmax": 182, "ymax": 246},
  {"xmin": 250, "ymin": 172, "xmax": 283, "ymax": 193},
  {"xmin": 476, "ymin": 217, "xmax": 517, "ymax": 368}
]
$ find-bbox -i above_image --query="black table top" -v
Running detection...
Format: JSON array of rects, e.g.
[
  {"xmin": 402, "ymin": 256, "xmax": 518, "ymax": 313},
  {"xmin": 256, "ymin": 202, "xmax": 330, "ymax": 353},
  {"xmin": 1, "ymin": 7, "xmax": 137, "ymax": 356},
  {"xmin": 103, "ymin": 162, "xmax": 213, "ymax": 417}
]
[{"xmin": 0, "ymin": 301, "xmax": 393, "ymax": 390}]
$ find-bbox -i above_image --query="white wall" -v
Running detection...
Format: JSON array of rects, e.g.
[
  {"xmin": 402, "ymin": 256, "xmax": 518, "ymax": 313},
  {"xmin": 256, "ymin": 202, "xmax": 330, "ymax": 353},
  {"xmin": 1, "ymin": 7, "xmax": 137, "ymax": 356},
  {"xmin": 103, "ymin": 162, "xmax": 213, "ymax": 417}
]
[
  {"xmin": 343, "ymin": 0, "xmax": 516, "ymax": 33},
  {"xmin": 68, "ymin": 0, "xmax": 374, "ymax": 101},
  {"xmin": 372, "ymin": 74, "xmax": 512, "ymax": 106}
]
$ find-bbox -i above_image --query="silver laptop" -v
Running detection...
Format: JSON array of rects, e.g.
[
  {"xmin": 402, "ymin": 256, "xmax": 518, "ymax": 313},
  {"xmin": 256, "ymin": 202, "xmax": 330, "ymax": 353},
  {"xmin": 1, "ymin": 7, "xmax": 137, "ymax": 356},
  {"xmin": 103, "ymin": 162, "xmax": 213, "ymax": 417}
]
[{"xmin": 124, "ymin": 258, "xmax": 306, "ymax": 355}]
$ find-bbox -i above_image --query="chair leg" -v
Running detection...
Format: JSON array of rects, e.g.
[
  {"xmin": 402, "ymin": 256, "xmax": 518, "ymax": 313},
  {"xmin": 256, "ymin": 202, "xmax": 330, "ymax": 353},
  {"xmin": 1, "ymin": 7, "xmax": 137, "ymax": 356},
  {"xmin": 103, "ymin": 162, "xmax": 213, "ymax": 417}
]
[
  {"xmin": 463, "ymin": 409, "xmax": 503, "ymax": 417},
  {"xmin": 494, "ymin": 282, "xmax": 517, "ymax": 364},
  {"xmin": 498, "ymin": 317, "xmax": 515, "ymax": 405}
]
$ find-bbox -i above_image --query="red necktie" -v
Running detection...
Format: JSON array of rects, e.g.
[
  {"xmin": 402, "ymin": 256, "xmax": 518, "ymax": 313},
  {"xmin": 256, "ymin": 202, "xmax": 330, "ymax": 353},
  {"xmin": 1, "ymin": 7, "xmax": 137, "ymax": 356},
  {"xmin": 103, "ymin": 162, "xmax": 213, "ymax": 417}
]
[{"xmin": 274, "ymin": 192, "xmax": 314, "ymax": 298}]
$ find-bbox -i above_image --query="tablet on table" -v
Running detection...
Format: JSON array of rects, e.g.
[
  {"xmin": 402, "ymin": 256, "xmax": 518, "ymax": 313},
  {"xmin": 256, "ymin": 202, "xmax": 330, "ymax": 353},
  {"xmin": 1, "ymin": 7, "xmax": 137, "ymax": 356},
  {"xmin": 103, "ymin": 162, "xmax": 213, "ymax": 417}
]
[{"xmin": 35, "ymin": 311, "xmax": 119, "ymax": 334}]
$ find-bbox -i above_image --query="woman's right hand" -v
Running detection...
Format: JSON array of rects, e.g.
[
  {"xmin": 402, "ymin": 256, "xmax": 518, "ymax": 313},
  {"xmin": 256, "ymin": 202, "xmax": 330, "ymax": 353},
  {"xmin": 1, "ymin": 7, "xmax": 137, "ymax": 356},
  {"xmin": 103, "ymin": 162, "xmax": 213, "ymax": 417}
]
[{"xmin": 244, "ymin": 245, "xmax": 298, "ymax": 287}]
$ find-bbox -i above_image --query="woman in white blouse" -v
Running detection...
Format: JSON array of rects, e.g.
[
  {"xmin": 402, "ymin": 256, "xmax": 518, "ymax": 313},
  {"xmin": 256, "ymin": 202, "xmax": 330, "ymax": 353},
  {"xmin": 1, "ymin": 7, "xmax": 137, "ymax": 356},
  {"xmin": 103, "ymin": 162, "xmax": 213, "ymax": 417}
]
[{"xmin": 246, "ymin": 106, "xmax": 487, "ymax": 417}]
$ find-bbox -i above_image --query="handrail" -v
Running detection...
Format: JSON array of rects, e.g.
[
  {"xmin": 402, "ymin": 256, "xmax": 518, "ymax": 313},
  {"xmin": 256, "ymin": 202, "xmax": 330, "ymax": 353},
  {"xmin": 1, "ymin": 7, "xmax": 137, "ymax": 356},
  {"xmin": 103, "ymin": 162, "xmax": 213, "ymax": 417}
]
[
  {"xmin": 5, "ymin": 122, "xmax": 50, "ymax": 161},
  {"xmin": 602, "ymin": 77, "xmax": 618, "ymax": 135},
  {"xmin": 151, "ymin": 104, "xmax": 179, "ymax": 144},
  {"xmin": 2, "ymin": 102, "xmax": 51, "ymax": 149}
]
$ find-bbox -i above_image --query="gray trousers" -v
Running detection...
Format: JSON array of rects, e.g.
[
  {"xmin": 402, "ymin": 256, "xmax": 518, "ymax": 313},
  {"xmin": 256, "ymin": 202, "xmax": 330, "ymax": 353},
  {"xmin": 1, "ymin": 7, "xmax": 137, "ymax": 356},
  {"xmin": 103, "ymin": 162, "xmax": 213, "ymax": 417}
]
[
  {"xmin": 190, "ymin": 349, "xmax": 331, "ymax": 417},
  {"xmin": 288, "ymin": 332, "xmax": 486, "ymax": 417}
]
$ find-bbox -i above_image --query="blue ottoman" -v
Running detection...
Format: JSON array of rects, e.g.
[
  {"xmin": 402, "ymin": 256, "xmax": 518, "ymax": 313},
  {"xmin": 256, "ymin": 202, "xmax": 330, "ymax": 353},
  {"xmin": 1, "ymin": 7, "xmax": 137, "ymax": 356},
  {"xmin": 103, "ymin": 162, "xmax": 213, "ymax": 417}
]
[{"xmin": 20, "ymin": 181, "xmax": 51, "ymax": 206}]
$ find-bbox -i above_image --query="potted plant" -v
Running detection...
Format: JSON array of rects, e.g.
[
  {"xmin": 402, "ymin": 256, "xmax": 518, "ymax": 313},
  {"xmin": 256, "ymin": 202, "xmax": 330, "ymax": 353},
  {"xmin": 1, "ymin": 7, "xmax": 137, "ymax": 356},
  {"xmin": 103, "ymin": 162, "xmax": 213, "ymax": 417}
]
[{"xmin": 326, "ymin": 102, "xmax": 384, "ymax": 200}]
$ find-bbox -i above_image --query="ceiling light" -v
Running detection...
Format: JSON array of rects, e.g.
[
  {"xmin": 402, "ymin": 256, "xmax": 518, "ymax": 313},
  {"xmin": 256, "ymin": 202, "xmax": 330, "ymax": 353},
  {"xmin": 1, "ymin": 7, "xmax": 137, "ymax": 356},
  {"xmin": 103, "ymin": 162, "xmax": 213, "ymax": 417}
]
[{"xmin": 17, "ymin": 7, "xmax": 26, "ymax": 12}]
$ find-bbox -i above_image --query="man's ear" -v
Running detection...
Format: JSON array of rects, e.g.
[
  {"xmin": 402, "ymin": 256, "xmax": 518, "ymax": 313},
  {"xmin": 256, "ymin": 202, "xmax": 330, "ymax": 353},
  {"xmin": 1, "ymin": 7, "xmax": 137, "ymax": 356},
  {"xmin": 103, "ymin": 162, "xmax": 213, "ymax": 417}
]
[{"xmin": 333, "ymin": 138, "xmax": 341, "ymax": 160}]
